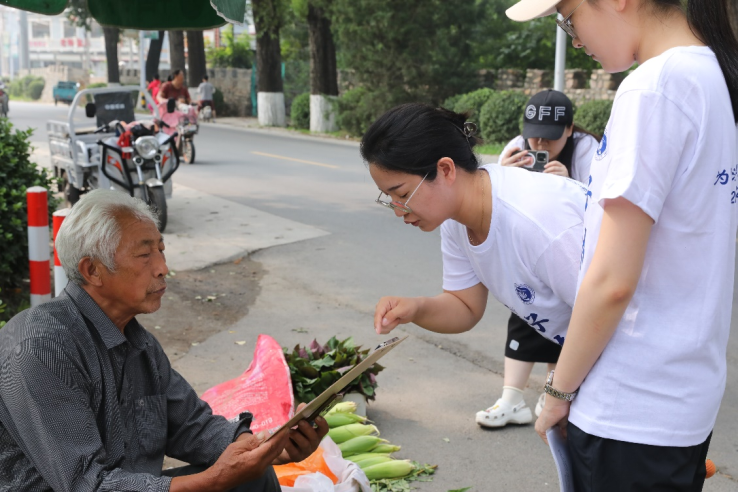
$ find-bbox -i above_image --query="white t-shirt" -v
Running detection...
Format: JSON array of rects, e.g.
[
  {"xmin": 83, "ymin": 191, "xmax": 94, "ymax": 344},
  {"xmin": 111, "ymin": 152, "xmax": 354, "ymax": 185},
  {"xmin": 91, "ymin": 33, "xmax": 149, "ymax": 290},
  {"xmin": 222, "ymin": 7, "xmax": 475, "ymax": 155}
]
[
  {"xmin": 570, "ymin": 46, "xmax": 738, "ymax": 447},
  {"xmin": 441, "ymin": 164, "xmax": 587, "ymax": 345},
  {"xmin": 500, "ymin": 132, "xmax": 599, "ymax": 184}
]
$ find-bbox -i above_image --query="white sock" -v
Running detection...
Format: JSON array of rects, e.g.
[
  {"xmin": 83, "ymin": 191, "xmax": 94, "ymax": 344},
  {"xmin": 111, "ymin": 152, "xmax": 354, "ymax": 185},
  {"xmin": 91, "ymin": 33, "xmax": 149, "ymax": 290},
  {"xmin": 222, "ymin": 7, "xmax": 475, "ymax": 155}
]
[{"xmin": 501, "ymin": 386, "xmax": 525, "ymax": 405}]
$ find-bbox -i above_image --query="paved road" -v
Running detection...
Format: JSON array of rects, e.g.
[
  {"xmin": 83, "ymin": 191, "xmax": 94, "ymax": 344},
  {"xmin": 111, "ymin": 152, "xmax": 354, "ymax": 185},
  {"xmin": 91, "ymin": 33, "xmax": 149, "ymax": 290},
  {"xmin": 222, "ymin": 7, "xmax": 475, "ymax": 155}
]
[{"xmin": 8, "ymin": 101, "xmax": 737, "ymax": 491}]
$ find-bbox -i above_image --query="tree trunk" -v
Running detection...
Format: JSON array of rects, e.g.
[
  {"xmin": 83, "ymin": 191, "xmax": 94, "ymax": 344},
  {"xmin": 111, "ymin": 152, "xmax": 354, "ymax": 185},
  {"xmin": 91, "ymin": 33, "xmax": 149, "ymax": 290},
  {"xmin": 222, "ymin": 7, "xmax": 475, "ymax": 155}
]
[
  {"xmin": 145, "ymin": 31, "xmax": 165, "ymax": 82},
  {"xmin": 186, "ymin": 31, "xmax": 206, "ymax": 87},
  {"xmin": 308, "ymin": 2, "xmax": 338, "ymax": 132},
  {"xmin": 103, "ymin": 26, "xmax": 119, "ymax": 84},
  {"xmin": 169, "ymin": 30, "xmax": 186, "ymax": 78},
  {"xmin": 308, "ymin": 3, "xmax": 338, "ymax": 96},
  {"xmin": 253, "ymin": 0, "xmax": 285, "ymax": 126}
]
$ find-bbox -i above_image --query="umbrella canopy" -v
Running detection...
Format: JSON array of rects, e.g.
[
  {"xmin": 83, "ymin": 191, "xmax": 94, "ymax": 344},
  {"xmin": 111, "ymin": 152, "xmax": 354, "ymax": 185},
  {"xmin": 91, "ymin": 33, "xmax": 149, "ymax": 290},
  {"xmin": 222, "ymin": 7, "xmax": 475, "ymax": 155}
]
[{"xmin": 0, "ymin": 0, "xmax": 246, "ymax": 28}]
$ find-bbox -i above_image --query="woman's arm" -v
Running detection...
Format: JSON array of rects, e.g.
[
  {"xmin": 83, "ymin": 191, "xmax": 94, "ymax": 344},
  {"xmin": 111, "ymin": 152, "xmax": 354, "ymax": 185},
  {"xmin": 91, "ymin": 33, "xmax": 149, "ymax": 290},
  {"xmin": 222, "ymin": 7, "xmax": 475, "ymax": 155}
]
[
  {"xmin": 535, "ymin": 197, "xmax": 653, "ymax": 441},
  {"xmin": 374, "ymin": 283, "xmax": 488, "ymax": 334}
]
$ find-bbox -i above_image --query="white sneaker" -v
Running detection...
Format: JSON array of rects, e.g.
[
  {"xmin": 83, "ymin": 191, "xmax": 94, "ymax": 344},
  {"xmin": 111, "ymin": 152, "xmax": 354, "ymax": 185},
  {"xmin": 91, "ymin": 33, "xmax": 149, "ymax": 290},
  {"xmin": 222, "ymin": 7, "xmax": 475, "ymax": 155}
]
[
  {"xmin": 535, "ymin": 392, "xmax": 546, "ymax": 417},
  {"xmin": 476, "ymin": 399, "xmax": 533, "ymax": 428}
]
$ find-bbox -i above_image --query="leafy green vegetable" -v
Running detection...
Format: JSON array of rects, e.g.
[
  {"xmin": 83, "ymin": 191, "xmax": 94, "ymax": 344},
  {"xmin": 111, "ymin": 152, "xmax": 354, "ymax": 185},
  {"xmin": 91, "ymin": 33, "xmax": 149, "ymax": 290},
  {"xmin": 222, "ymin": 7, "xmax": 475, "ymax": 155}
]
[
  {"xmin": 283, "ymin": 336, "xmax": 385, "ymax": 403},
  {"xmin": 370, "ymin": 462, "xmax": 437, "ymax": 492}
]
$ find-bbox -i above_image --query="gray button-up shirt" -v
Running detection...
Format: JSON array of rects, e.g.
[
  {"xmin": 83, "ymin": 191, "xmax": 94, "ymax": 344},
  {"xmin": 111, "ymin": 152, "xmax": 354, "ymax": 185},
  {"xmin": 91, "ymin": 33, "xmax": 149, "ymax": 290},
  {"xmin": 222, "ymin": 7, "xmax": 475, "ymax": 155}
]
[{"xmin": 0, "ymin": 282, "xmax": 250, "ymax": 491}]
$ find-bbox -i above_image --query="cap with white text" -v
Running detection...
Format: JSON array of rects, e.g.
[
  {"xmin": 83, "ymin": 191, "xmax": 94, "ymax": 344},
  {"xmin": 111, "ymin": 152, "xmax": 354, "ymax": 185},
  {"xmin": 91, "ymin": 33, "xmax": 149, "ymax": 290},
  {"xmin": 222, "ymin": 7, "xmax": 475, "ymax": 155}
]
[{"xmin": 522, "ymin": 90, "xmax": 574, "ymax": 141}]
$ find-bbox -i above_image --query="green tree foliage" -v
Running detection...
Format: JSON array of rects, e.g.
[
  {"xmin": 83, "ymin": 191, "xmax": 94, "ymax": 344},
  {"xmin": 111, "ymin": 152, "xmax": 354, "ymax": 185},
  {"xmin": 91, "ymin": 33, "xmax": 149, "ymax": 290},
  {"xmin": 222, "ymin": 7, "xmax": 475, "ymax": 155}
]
[
  {"xmin": 574, "ymin": 99, "xmax": 613, "ymax": 137},
  {"xmin": 0, "ymin": 120, "xmax": 59, "ymax": 325},
  {"xmin": 453, "ymin": 88, "xmax": 496, "ymax": 124},
  {"xmin": 206, "ymin": 24, "xmax": 253, "ymax": 69},
  {"xmin": 290, "ymin": 92, "xmax": 311, "ymax": 129},
  {"xmin": 337, "ymin": 87, "xmax": 377, "ymax": 136},
  {"xmin": 330, "ymin": 0, "xmax": 480, "ymax": 135},
  {"xmin": 478, "ymin": 90, "xmax": 529, "ymax": 144},
  {"xmin": 7, "ymin": 75, "xmax": 44, "ymax": 100}
]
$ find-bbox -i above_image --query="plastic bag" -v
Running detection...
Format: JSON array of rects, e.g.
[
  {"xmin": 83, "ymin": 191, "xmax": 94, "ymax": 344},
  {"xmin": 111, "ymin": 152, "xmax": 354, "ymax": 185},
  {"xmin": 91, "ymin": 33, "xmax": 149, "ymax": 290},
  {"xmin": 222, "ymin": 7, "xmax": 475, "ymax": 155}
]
[
  {"xmin": 279, "ymin": 436, "xmax": 371, "ymax": 492},
  {"xmin": 201, "ymin": 334, "xmax": 294, "ymax": 434}
]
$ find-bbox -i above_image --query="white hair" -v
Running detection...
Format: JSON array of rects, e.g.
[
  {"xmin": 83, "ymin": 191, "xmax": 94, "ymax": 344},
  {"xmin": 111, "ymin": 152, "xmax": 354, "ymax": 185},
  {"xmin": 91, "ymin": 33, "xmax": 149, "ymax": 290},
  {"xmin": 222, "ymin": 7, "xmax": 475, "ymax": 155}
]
[{"xmin": 56, "ymin": 190, "xmax": 159, "ymax": 285}]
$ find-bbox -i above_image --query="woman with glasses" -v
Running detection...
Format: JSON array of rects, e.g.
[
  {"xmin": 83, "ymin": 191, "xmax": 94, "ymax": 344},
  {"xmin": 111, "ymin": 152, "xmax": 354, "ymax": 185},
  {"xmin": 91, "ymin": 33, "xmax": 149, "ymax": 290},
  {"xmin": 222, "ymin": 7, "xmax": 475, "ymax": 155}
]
[
  {"xmin": 363, "ymin": 102, "xmax": 587, "ymax": 421},
  {"xmin": 506, "ymin": 0, "xmax": 737, "ymax": 489},
  {"xmin": 476, "ymin": 89, "xmax": 600, "ymax": 430}
]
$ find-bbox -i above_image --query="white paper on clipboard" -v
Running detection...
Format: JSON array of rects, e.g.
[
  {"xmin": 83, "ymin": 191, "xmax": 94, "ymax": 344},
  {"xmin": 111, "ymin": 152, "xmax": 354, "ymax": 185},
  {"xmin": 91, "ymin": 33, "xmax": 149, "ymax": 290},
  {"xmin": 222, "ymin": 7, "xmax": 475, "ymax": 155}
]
[
  {"xmin": 264, "ymin": 335, "xmax": 408, "ymax": 442},
  {"xmin": 546, "ymin": 426, "xmax": 574, "ymax": 492}
]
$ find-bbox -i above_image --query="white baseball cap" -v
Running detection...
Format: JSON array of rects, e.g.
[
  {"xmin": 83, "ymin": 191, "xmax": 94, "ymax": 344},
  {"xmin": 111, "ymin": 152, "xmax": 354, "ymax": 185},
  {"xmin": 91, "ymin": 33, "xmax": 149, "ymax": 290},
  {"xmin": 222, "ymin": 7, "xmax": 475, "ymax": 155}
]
[{"xmin": 506, "ymin": 0, "xmax": 559, "ymax": 21}]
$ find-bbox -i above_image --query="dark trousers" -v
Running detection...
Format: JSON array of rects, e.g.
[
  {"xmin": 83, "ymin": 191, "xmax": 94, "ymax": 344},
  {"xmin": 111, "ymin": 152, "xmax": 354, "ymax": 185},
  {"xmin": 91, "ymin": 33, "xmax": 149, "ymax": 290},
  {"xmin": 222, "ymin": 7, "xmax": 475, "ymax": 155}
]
[
  {"xmin": 567, "ymin": 422, "xmax": 712, "ymax": 492},
  {"xmin": 162, "ymin": 464, "xmax": 281, "ymax": 492}
]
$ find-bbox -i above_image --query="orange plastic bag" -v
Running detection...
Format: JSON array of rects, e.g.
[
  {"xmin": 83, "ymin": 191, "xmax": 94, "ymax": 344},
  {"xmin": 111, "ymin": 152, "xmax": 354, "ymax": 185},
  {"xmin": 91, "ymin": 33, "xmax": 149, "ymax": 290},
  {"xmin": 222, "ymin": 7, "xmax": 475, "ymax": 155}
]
[{"xmin": 275, "ymin": 446, "xmax": 339, "ymax": 487}]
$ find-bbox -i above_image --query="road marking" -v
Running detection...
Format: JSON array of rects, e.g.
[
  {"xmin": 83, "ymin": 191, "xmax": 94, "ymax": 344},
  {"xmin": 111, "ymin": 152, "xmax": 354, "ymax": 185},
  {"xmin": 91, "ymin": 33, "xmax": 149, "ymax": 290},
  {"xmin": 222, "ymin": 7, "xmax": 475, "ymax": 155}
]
[{"xmin": 251, "ymin": 151, "xmax": 339, "ymax": 169}]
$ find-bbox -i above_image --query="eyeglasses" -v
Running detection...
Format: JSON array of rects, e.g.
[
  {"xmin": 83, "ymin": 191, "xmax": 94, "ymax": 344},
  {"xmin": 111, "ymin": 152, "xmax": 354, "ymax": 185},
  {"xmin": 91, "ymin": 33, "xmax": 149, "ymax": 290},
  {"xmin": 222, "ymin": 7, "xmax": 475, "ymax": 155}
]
[
  {"xmin": 556, "ymin": 0, "xmax": 586, "ymax": 39},
  {"xmin": 375, "ymin": 172, "xmax": 429, "ymax": 214}
]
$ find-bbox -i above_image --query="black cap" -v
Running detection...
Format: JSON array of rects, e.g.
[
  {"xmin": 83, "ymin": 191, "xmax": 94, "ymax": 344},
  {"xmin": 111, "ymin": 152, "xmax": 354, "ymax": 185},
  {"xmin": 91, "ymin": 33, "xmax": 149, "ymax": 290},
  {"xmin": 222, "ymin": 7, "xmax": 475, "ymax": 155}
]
[{"xmin": 522, "ymin": 90, "xmax": 573, "ymax": 141}]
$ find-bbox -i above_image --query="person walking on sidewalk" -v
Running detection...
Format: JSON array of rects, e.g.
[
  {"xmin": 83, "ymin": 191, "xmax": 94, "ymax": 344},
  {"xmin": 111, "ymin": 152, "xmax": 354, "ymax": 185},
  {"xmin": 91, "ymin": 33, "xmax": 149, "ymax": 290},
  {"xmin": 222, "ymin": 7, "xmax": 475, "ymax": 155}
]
[
  {"xmin": 477, "ymin": 89, "xmax": 600, "ymax": 428},
  {"xmin": 507, "ymin": 0, "xmax": 738, "ymax": 489},
  {"xmin": 361, "ymin": 104, "xmax": 588, "ymax": 424}
]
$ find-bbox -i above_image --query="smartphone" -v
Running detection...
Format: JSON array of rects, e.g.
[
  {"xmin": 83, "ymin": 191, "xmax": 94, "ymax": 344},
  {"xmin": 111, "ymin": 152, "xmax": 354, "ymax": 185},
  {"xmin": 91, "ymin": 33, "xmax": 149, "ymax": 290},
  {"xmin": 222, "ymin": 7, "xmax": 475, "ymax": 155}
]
[{"xmin": 526, "ymin": 150, "xmax": 549, "ymax": 172}]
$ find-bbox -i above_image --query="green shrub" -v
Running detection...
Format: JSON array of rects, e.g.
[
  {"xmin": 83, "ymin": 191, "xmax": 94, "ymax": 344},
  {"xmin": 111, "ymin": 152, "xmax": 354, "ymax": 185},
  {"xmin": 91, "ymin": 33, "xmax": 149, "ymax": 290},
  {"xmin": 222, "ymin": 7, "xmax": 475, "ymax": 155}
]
[
  {"xmin": 453, "ymin": 88, "xmax": 495, "ymax": 123},
  {"xmin": 290, "ymin": 93, "xmax": 310, "ymax": 130},
  {"xmin": 0, "ymin": 119, "xmax": 59, "ymax": 325},
  {"xmin": 337, "ymin": 87, "xmax": 378, "ymax": 137},
  {"xmin": 87, "ymin": 82, "xmax": 107, "ymax": 89},
  {"xmin": 478, "ymin": 90, "xmax": 529, "ymax": 144},
  {"xmin": 442, "ymin": 94, "xmax": 462, "ymax": 111},
  {"xmin": 7, "ymin": 75, "xmax": 44, "ymax": 100},
  {"xmin": 213, "ymin": 88, "xmax": 226, "ymax": 116},
  {"xmin": 28, "ymin": 80, "xmax": 44, "ymax": 100},
  {"xmin": 574, "ymin": 99, "xmax": 613, "ymax": 138}
]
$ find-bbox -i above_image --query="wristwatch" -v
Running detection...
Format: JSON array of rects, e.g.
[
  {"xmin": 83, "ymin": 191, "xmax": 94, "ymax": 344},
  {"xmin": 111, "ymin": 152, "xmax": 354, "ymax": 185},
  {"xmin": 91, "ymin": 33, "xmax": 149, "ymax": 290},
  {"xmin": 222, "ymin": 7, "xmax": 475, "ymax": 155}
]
[{"xmin": 544, "ymin": 370, "xmax": 578, "ymax": 402}]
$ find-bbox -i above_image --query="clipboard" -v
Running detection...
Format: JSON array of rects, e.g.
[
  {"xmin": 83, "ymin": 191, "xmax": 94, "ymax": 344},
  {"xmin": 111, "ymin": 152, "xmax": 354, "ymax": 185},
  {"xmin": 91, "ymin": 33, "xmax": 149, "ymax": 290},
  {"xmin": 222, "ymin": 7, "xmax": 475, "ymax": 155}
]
[{"xmin": 264, "ymin": 335, "xmax": 407, "ymax": 442}]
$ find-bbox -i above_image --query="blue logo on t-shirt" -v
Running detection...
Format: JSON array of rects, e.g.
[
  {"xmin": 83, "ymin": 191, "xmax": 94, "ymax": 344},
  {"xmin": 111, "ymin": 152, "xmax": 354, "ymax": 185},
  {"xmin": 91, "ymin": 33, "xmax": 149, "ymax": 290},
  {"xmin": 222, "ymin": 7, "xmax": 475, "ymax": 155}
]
[
  {"xmin": 595, "ymin": 129, "xmax": 608, "ymax": 161},
  {"xmin": 515, "ymin": 284, "xmax": 535, "ymax": 304}
]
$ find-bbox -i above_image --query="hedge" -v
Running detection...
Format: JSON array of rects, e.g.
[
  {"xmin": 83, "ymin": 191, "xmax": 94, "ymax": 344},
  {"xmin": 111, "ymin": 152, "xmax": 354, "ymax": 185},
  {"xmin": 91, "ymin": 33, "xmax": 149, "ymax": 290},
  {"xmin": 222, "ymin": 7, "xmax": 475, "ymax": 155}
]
[
  {"xmin": 478, "ymin": 90, "xmax": 529, "ymax": 144},
  {"xmin": 452, "ymin": 88, "xmax": 495, "ymax": 124},
  {"xmin": 574, "ymin": 99, "xmax": 613, "ymax": 138},
  {"xmin": 290, "ymin": 93, "xmax": 310, "ymax": 130}
]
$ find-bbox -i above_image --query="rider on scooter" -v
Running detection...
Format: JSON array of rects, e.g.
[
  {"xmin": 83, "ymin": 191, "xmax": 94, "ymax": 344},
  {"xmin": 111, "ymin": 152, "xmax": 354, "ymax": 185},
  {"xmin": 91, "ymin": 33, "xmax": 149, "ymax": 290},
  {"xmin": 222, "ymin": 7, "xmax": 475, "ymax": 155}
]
[{"xmin": 157, "ymin": 69, "xmax": 191, "ymax": 105}]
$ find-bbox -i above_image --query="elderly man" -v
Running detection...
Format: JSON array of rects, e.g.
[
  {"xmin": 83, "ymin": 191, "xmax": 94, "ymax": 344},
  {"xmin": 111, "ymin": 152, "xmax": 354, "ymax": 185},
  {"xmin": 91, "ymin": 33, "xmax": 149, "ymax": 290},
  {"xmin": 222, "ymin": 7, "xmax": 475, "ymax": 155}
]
[{"xmin": 0, "ymin": 190, "xmax": 327, "ymax": 491}]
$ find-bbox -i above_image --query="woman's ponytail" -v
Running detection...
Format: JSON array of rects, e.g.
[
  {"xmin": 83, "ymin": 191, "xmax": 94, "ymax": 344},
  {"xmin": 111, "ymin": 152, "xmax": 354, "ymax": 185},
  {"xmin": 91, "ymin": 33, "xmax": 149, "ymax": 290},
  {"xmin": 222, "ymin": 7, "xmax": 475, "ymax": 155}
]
[{"xmin": 685, "ymin": 0, "xmax": 738, "ymax": 122}]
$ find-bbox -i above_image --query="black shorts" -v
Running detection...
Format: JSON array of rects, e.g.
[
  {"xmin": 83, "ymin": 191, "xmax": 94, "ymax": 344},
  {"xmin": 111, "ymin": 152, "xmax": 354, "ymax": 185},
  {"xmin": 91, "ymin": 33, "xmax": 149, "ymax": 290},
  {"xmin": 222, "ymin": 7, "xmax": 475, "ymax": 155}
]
[
  {"xmin": 567, "ymin": 422, "xmax": 711, "ymax": 491},
  {"xmin": 199, "ymin": 99, "xmax": 214, "ymax": 109},
  {"xmin": 504, "ymin": 312, "xmax": 562, "ymax": 363}
]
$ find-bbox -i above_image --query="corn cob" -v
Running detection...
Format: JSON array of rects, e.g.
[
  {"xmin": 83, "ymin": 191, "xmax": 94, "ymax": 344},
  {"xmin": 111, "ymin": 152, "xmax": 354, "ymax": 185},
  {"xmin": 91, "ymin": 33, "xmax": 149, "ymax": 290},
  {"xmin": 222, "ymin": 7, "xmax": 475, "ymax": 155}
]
[
  {"xmin": 328, "ymin": 424, "xmax": 379, "ymax": 444},
  {"xmin": 355, "ymin": 456, "xmax": 393, "ymax": 469},
  {"xmin": 325, "ymin": 412, "xmax": 366, "ymax": 428},
  {"xmin": 362, "ymin": 460, "xmax": 415, "ymax": 480},
  {"xmin": 370, "ymin": 443, "xmax": 401, "ymax": 454},
  {"xmin": 339, "ymin": 436, "xmax": 386, "ymax": 457},
  {"xmin": 344, "ymin": 452, "xmax": 391, "ymax": 463},
  {"xmin": 327, "ymin": 401, "xmax": 358, "ymax": 414}
]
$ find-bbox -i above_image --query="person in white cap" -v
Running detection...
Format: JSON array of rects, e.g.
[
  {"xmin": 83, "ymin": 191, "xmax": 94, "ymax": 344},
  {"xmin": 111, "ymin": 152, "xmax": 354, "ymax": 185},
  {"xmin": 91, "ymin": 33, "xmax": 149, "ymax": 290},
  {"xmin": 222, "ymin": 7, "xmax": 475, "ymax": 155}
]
[
  {"xmin": 507, "ymin": 0, "xmax": 737, "ymax": 489},
  {"xmin": 475, "ymin": 89, "xmax": 599, "ymax": 429}
]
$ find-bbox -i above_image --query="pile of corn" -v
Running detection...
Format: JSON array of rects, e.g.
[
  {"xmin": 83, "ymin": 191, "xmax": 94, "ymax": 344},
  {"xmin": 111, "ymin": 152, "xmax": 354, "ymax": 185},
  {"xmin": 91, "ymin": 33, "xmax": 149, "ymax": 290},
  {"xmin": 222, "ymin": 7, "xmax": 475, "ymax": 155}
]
[{"xmin": 326, "ymin": 402, "xmax": 415, "ymax": 481}]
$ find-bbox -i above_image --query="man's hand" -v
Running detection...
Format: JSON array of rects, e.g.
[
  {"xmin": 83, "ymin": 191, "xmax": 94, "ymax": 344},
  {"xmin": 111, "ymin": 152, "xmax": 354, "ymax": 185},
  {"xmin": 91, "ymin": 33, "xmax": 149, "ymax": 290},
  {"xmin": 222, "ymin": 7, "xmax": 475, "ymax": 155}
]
[
  {"xmin": 543, "ymin": 160, "xmax": 569, "ymax": 177},
  {"xmin": 273, "ymin": 404, "xmax": 329, "ymax": 465},
  {"xmin": 374, "ymin": 296, "xmax": 421, "ymax": 334},
  {"xmin": 534, "ymin": 394, "xmax": 571, "ymax": 445}
]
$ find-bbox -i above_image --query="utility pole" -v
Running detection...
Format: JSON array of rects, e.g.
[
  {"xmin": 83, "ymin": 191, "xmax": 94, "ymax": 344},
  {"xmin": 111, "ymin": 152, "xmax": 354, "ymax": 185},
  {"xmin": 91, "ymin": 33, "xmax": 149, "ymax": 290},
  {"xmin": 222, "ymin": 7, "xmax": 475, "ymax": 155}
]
[
  {"xmin": 553, "ymin": 14, "xmax": 566, "ymax": 92},
  {"xmin": 19, "ymin": 10, "xmax": 29, "ymax": 72}
]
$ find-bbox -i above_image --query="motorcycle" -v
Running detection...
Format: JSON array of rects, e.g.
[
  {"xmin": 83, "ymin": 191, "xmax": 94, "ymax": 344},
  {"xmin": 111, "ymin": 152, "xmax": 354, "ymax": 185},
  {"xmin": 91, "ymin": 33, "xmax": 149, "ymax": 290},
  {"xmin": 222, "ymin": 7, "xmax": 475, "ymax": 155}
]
[
  {"xmin": 48, "ymin": 87, "xmax": 180, "ymax": 232},
  {"xmin": 158, "ymin": 99, "xmax": 199, "ymax": 164},
  {"xmin": 0, "ymin": 85, "xmax": 8, "ymax": 117},
  {"xmin": 199, "ymin": 104, "xmax": 213, "ymax": 123}
]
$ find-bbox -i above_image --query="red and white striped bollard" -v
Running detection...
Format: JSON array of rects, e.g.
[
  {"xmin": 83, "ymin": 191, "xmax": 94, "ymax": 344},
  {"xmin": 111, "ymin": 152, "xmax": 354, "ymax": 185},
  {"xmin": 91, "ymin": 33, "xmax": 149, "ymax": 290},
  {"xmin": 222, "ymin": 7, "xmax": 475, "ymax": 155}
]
[
  {"xmin": 52, "ymin": 208, "xmax": 70, "ymax": 296},
  {"xmin": 27, "ymin": 187, "xmax": 51, "ymax": 306}
]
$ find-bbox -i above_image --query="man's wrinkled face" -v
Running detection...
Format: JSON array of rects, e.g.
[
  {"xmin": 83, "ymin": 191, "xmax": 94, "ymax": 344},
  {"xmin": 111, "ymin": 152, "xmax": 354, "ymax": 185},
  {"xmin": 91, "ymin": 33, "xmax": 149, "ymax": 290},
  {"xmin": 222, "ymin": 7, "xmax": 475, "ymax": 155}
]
[{"xmin": 99, "ymin": 215, "xmax": 168, "ymax": 316}]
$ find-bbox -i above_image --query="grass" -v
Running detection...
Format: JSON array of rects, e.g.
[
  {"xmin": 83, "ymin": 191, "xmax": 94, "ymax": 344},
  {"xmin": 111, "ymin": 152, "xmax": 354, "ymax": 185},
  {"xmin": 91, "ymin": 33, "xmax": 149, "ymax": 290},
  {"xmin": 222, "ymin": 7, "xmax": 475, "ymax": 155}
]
[{"xmin": 476, "ymin": 142, "xmax": 505, "ymax": 156}]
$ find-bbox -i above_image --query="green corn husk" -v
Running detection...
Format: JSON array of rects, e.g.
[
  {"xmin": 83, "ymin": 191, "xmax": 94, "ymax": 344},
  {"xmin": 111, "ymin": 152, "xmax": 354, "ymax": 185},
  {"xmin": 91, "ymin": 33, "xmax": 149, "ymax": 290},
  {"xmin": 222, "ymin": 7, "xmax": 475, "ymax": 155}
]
[
  {"xmin": 344, "ymin": 452, "xmax": 391, "ymax": 463},
  {"xmin": 325, "ymin": 412, "xmax": 366, "ymax": 428},
  {"xmin": 355, "ymin": 456, "xmax": 393, "ymax": 469},
  {"xmin": 339, "ymin": 436, "xmax": 386, "ymax": 457},
  {"xmin": 328, "ymin": 424, "xmax": 379, "ymax": 444},
  {"xmin": 362, "ymin": 460, "xmax": 415, "ymax": 480},
  {"xmin": 327, "ymin": 401, "xmax": 358, "ymax": 414},
  {"xmin": 370, "ymin": 443, "xmax": 401, "ymax": 454}
]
